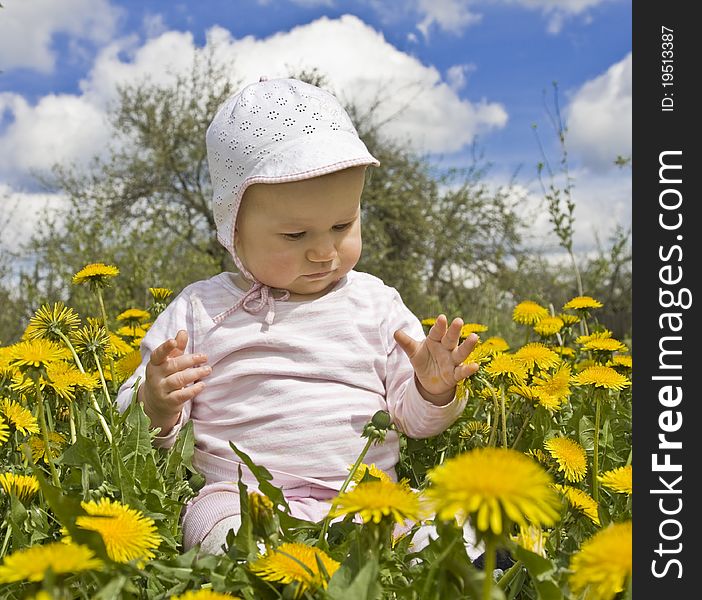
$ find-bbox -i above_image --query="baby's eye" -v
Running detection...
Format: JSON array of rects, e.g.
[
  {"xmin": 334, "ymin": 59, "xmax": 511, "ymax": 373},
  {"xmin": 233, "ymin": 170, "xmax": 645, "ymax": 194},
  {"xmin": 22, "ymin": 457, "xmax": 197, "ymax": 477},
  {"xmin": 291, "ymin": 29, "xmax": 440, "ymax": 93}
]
[
  {"xmin": 282, "ymin": 232, "xmax": 305, "ymax": 240},
  {"xmin": 332, "ymin": 222, "xmax": 353, "ymax": 231}
]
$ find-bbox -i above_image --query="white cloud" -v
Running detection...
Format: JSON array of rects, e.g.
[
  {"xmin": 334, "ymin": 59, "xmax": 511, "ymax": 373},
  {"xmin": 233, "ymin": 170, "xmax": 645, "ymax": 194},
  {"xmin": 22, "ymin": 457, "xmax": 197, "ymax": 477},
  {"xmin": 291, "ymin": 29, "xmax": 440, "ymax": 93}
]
[
  {"xmin": 416, "ymin": 0, "xmax": 482, "ymax": 38},
  {"xmin": 505, "ymin": 0, "xmax": 612, "ymax": 34},
  {"xmin": 0, "ymin": 0, "xmax": 121, "ymax": 72},
  {"xmin": 565, "ymin": 53, "xmax": 631, "ymax": 172},
  {"xmin": 446, "ymin": 63, "xmax": 476, "ymax": 92}
]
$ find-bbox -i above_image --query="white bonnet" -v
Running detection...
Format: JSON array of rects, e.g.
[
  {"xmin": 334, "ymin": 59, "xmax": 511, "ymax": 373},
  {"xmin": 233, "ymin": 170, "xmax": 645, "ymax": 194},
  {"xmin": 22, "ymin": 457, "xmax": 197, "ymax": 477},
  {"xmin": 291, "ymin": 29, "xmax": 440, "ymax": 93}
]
[{"xmin": 206, "ymin": 77, "xmax": 380, "ymax": 259}]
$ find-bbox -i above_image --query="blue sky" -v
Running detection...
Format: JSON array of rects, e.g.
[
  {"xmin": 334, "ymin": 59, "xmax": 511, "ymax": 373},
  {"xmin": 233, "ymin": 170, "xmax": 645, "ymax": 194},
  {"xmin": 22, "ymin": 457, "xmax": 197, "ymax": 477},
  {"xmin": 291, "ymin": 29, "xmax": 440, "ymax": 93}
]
[{"xmin": 0, "ymin": 0, "xmax": 631, "ymax": 255}]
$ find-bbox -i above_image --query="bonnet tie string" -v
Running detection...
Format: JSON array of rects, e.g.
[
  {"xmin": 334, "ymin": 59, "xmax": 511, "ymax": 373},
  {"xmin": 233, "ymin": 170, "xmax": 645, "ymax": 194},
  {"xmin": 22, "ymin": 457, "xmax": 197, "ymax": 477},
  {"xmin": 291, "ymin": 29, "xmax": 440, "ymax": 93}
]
[{"xmin": 212, "ymin": 280, "xmax": 290, "ymax": 326}]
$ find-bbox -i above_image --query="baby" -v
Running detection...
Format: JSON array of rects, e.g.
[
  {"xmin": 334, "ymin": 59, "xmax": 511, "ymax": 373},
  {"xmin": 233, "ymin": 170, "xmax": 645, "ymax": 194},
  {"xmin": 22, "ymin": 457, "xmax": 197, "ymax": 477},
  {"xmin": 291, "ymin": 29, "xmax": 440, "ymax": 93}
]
[{"xmin": 115, "ymin": 77, "xmax": 480, "ymax": 556}]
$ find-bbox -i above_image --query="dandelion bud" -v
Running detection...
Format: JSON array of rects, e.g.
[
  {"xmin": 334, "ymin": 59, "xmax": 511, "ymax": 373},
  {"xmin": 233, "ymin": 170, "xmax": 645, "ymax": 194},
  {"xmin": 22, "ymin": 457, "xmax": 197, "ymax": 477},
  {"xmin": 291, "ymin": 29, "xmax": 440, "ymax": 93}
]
[
  {"xmin": 248, "ymin": 491, "xmax": 275, "ymax": 537},
  {"xmin": 362, "ymin": 410, "xmax": 393, "ymax": 445}
]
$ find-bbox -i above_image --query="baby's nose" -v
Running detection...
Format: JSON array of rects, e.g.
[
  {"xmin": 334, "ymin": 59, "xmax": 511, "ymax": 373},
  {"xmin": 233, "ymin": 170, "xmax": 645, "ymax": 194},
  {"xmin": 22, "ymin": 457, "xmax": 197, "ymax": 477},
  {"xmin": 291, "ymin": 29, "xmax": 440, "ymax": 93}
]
[{"xmin": 307, "ymin": 239, "xmax": 337, "ymax": 262}]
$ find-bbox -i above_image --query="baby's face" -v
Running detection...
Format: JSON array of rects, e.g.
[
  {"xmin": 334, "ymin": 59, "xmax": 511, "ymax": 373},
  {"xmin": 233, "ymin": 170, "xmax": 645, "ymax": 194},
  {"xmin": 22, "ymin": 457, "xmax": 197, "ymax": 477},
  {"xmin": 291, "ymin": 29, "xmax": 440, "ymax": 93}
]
[{"xmin": 234, "ymin": 166, "xmax": 366, "ymax": 299}]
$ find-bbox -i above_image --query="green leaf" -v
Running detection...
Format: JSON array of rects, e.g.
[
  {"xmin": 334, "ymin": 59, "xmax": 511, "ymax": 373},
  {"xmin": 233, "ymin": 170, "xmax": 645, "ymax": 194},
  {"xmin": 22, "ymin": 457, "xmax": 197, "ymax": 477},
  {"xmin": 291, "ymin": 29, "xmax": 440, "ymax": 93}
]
[
  {"xmin": 327, "ymin": 558, "xmax": 380, "ymax": 600},
  {"xmin": 123, "ymin": 399, "xmax": 154, "ymax": 476},
  {"xmin": 60, "ymin": 431, "xmax": 105, "ymax": 478},
  {"xmin": 229, "ymin": 441, "xmax": 289, "ymax": 512},
  {"xmin": 512, "ymin": 544, "xmax": 564, "ymax": 600}
]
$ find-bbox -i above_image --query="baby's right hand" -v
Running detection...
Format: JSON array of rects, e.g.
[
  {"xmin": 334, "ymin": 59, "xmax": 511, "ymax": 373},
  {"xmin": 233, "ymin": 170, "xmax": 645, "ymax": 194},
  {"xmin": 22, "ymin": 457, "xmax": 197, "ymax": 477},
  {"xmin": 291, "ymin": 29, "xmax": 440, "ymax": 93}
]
[{"xmin": 139, "ymin": 330, "xmax": 211, "ymax": 435}]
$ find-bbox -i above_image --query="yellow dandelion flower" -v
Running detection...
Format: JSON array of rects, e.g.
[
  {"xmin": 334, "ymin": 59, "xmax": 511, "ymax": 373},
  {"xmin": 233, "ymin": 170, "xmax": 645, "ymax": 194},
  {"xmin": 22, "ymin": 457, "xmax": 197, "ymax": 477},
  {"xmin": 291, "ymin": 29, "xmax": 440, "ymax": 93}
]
[
  {"xmin": 149, "ymin": 287, "xmax": 173, "ymax": 302},
  {"xmin": 533, "ymin": 316, "xmax": 564, "ymax": 337},
  {"xmin": 514, "ymin": 343, "xmax": 560, "ymax": 372},
  {"xmin": 533, "ymin": 364, "xmax": 572, "ymax": 412},
  {"xmin": 481, "ymin": 336, "xmax": 510, "ymax": 353},
  {"xmin": 72, "ymin": 262, "xmax": 119, "ymax": 287},
  {"xmin": 10, "ymin": 339, "xmax": 70, "ymax": 370},
  {"xmin": 599, "ymin": 465, "xmax": 632, "ymax": 495},
  {"xmin": 556, "ymin": 346, "xmax": 576, "ymax": 358},
  {"xmin": 459, "ymin": 421, "xmax": 491, "ymax": 438},
  {"xmin": 610, "ymin": 355, "xmax": 632, "ymax": 369},
  {"xmin": 29, "ymin": 432, "xmax": 67, "ymax": 464},
  {"xmin": 330, "ymin": 480, "xmax": 423, "ymax": 524},
  {"xmin": 426, "ymin": 447, "xmax": 561, "ymax": 536},
  {"xmin": 575, "ymin": 359, "xmax": 596, "ymax": 372},
  {"xmin": 545, "ymin": 437, "xmax": 587, "ymax": 482},
  {"xmin": 44, "ymin": 360, "xmax": 90, "ymax": 402},
  {"xmin": 115, "ymin": 350, "xmax": 142, "ymax": 380},
  {"xmin": 513, "ymin": 301, "xmax": 549, "ymax": 325},
  {"xmin": 0, "ymin": 416, "xmax": 9, "ymax": 444},
  {"xmin": 116, "ymin": 325, "xmax": 148, "ymax": 340},
  {"xmin": 0, "ymin": 472, "xmax": 40, "ymax": 501},
  {"xmin": 526, "ymin": 449, "xmax": 550, "ymax": 466},
  {"xmin": 248, "ymin": 491, "xmax": 275, "ymax": 535},
  {"xmin": 460, "ymin": 323, "xmax": 488, "ymax": 337},
  {"xmin": 69, "ymin": 498, "xmax": 161, "ymax": 566},
  {"xmin": 0, "ymin": 541, "xmax": 102, "ymax": 583},
  {"xmin": 557, "ymin": 313, "xmax": 581, "ymax": 327},
  {"xmin": 575, "ymin": 330, "xmax": 612, "ymax": 345},
  {"xmin": 171, "ymin": 591, "xmax": 241, "ymax": 600},
  {"xmin": 563, "ymin": 296, "xmax": 603, "ymax": 311},
  {"xmin": 569, "ymin": 521, "xmax": 632, "ymax": 600},
  {"xmin": 350, "ymin": 463, "xmax": 392, "ymax": 484},
  {"xmin": 71, "ymin": 322, "xmax": 111, "ymax": 364},
  {"xmin": 0, "ymin": 399, "xmax": 39, "ymax": 435},
  {"xmin": 572, "ymin": 365, "xmax": 631, "ymax": 391},
  {"xmin": 583, "ymin": 337, "xmax": 628, "ymax": 353},
  {"xmin": 0, "ymin": 346, "xmax": 15, "ymax": 375},
  {"xmin": 466, "ymin": 342, "xmax": 500, "ymax": 364},
  {"xmin": 116, "ymin": 308, "xmax": 151, "ymax": 323},
  {"xmin": 421, "ymin": 318, "xmax": 436, "ymax": 327},
  {"xmin": 25, "ymin": 302, "xmax": 81, "ymax": 342},
  {"xmin": 484, "ymin": 353, "xmax": 528, "ymax": 382},
  {"xmin": 511, "ymin": 524, "xmax": 549, "ymax": 557},
  {"xmin": 554, "ymin": 484, "xmax": 600, "ymax": 525},
  {"xmin": 249, "ymin": 542, "xmax": 340, "ymax": 597},
  {"xmin": 109, "ymin": 332, "xmax": 134, "ymax": 358},
  {"xmin": 508, "ymin": 383, "xmax": 539, "ymax": 402}
]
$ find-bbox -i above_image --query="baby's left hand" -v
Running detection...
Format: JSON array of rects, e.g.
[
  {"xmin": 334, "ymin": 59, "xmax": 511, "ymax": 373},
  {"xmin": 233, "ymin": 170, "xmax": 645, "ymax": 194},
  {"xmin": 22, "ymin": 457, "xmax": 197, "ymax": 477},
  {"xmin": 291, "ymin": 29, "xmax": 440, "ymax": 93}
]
[{"xmin": 394, "ymin": 314, "xmax": 480, "ymax": 405}]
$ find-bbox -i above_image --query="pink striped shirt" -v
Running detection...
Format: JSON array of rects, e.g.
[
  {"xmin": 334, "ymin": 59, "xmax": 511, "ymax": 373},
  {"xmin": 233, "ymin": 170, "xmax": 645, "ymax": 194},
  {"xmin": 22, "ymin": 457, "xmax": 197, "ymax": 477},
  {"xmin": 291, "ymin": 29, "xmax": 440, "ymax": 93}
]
[{"xmin": 116, "ymin": 270, "xmax": 466, "ymax": 548}]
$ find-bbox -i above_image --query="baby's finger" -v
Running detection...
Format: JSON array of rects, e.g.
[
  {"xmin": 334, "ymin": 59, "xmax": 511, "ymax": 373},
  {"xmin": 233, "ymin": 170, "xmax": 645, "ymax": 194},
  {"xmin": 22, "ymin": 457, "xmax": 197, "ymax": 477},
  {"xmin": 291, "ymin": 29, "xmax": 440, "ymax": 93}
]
[
  {"xmin": 454, "ymin": 361, "xmax": 479, "ymax": 381},
  {"xmin": 160, "ymin": 352, "xmax": 209, "ymax": 377},
  {"xmin": 452, "ymin": 333, "xmax": 479, "ymax": 364},
  {"xmin": 168, "ymin": 381, "xmax": 206, "ymax": 406},
  {"xmin": 163, "ymin": 364, "xmax": 212, "ymax": 393},
  {"xmin": 150, "ymin": 337, "xmax": 178, "ymax": 366},
  {"xmin": 394, "ymin": 329, "xmax": 421, "ymax": 359},
  {"xmin": 426, "ymin": 314, "xmax": 448, "ymax": 342},
  {"xmin": 441, "ymin": 317, "xmax": 463, "ymax": 350}
]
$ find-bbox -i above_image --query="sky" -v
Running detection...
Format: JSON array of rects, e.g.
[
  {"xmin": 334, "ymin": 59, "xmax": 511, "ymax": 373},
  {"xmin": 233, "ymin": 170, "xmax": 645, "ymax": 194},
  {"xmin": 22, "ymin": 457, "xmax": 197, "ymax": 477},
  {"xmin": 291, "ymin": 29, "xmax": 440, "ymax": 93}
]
[{"xmin": 0, "ymin": 0, "xmax": 632, "ymax": 258}]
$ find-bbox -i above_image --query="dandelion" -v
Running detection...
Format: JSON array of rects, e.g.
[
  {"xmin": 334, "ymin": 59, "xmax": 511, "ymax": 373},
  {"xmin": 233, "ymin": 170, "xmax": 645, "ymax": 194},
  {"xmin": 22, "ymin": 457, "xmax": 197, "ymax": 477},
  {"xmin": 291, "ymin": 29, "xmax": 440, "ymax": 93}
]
[
  {"xmin": 526, "ymin": 449, "xmax": 550, "ymax": 466},
  {"xmin": 249, "ymin": 542, "xmax": 340, "ymax": 598},
  {"xmin": 545, "ymin": 437, "xmax": 587, "ymax": 483},
  {"xmin": 0, "ymin": 399, "xmax": 39, "ymax": 435},
  {"xmin": 459, "ymin": 421, "xmax": 491, "ymax": 439},
  {"xmin": 349, "ymin": 463, "xmax": 392, "ymax": 484},
  {"xmin": 556, "ymin": 346, "xmax": 576, "ymax": 358},
  {"xmin": 0, "ymin": 541, "xmax": 102, "ymax": 583},
  {"xmin": 582, "ymin": 337, "xmax": 628, "ymax": 353},
  {"xmin": 426, "ymin": 447, "xmax": 560, "ymax": 535},
  {"xmin": 71, "ymin": 262, "xmax": 119, "ymax": 288},
  {"xmin": 558, "ymin": 313, "xmax": 581, "ymax": 327},
  {"xmin": 481, "ymin": 337, "xmax": 510, "ymax": 353},
  {"xmin": 330, "ymin": 479, "xmax": 423, "ymax": 524},
  {"xmin": 534, "ymin": 316, "xmax": 564, "ymax": 337},
  {"xmin": 0, "ymin": 472, "xmax": 40, "ymax": 501},
  {"xmin": 511, "ymin": 524, "xmax": 549, "ymax": 557},
  {"xmin": 0, "ymin": 346, "xmax": 14, "ymax": 375},
  {"xmin": 508, "ymin": 383, "xmax": 538, "ymax": 402},
  {"xmin": 0, "ymin": 415, "xmax": 9, "ymax": 445},
  {"xmin": 512, "ymin": 301, "xmax": 549, "ymax": 325},
  {"xmin": 533, "ymin": 364, "xmax": 572, "ymax": 411},
  {"xmin": 9, "ymin": 339, "xmax": 69, "ymax": 370},
  {"xmin": 29, "ymin": 432, "xmax": 67, "ymax": 464},
  {"xmin": 575, "ymin": 330, "xmax": 612, "ymax": 345},
  {"xmin": 599, "ymin": 465, "xmax": 632, "ymax": 495},
  {"xmin": 484, "ymin": 353, "xmax": 528, "ymax": 383},
  {"xmin": 44, "ymin": 360, "xmax": 91, "ymax": 402},
  {"xmin": 572, "ymin": 365, "xmax": 631, "ymax": 391},
  {"xmin": 569, "ymin": 521, "xmax": 632, "ymax": 600},
  {"xmin": 67, "ymin": 498, "xmax": 161, "ymax": 566},
  {"xmin": 109, "ymin": 333, "xmax": 134, "ymax": 358},
  {"xmin": 71, "ymin": 322, "xmax": 112, "ymax": 369},
  {"xmin": 563, "ymin": 296, "xmax": 603, "ymax": 311},
  {"xmin": 466, "ymin": 342, "xmax": 500, "ymax": 364},
  {"xmin": 514, "ymin": 343, "xmax": 560, "ymax": 372},
  {"xmin": 149, "ymin": 287, "xmax": 173, "ymax": 302},
  {"xmin": 610, "ymin": 355, "xmax": 632, "ymax": 369},
  {"xmin": 24, "ymin": 302, "xmax": 81, "ymax": 342},
  {"xmin": 116, "ymin": 308, "xmax": 151, "ymax": 325},
  {"xmin": 171, "ymin": 591, "xmax": 241, "ymax": 600},
  {"xmin": 554, "ymin": 484, "xmax": 600, "ymax": 525},
  {"xmin": 460, "ymin": 323, "xmax": 488, "ymax": 337},
  {"xmin": 115, "ymin": 349, "xmax": 142, "ymax": 380},
  {"xmin": 248, "ymin": 491, "xmax": 275, "ymax": 536}
]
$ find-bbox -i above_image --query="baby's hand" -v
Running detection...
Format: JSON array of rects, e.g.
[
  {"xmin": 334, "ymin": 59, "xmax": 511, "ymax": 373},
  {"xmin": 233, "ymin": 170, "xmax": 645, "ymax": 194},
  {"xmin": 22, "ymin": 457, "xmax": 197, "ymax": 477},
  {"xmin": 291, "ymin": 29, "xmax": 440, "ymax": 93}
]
[
  {"xmin": 139, "ymin": 330, "xmax": 211, "ymax": 435},
  {"xmin": 394, "ymin": 314, "xmax": 479, "ymax": 405}
]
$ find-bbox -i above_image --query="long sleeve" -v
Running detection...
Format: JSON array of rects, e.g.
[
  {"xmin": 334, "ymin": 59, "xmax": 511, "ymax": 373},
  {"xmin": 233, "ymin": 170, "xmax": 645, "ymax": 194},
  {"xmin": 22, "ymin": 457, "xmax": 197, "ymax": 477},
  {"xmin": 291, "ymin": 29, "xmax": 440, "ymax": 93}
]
[
  {"xmin": 115, "ymin": 288, "xmax": 195, "ymax": 448},
  {"xmin": 383, "ymin": 290, "xmax": 467, "ymax": 438}
]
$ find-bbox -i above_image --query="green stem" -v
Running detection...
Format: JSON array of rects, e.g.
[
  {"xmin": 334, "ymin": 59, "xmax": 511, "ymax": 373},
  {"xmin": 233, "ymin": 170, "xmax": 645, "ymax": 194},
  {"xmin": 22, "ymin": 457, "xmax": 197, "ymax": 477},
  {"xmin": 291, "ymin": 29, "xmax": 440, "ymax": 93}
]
[
  {"xmin": 0, "ymin": 523, "xmax": 11, "ymax": 558},
  {"xmin": 500, "ymin": 387, "xmax": 507, "ymax": 449},
  {"xmin": 318, "ymin": 436, "xmax": 374, "ymax": 544},
  {"xmin": 511, "ymin": 408, "xmax": 533, "ymax": 450},
  {"xmin": 482, "ymin": 536, "xmax": 496, "ymax": 600},
  {"xmin": 33, "ymin": 375, "xmax": 61, "ymax": 487},
  {"xmin": 593, "ymin": 393, "xmax": 602, "ymax": 503},
  {"xmin": 497, "ymin": 559, "xmax": 523, "ymax": 591},
  {"xmin": 68, "ymin": 401, "xmax": 77, "ymax": 444},
  {"xmin": 96, "ymin": 287, "xmax": 118, "ymax": 393}
]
